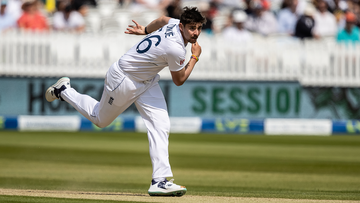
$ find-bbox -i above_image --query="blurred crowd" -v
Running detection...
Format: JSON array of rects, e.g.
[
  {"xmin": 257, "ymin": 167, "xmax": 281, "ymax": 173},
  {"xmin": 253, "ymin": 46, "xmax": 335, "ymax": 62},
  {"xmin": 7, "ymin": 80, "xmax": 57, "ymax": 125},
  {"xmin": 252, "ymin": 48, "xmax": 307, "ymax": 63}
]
[
  {"xmin": 0, "ymin": 0, "xmax": 94, "ymax": 32},
  {"xmin": 218, "ymin": 0, "xmax": 360, "ymax": 44},
  {"xmin": 0, "ymin": 0, "xmax": 360, "ymax": 43}
]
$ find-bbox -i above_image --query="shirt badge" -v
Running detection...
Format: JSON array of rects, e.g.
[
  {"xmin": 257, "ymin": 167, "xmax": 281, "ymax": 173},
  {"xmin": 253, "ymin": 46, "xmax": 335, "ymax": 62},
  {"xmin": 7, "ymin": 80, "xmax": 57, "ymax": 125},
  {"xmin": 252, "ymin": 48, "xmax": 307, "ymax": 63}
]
[{"xmin": 180, "ymin": 59, "xmax": 185, "ymax": 65}]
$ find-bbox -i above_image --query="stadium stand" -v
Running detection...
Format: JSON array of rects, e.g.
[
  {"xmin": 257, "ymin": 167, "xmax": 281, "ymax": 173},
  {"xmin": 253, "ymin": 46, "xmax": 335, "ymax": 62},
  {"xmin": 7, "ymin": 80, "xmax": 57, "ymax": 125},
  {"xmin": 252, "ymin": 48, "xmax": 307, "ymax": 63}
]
[{"xmin": 1, "ymin": 0, "xmax": 360, "ymax": 87}]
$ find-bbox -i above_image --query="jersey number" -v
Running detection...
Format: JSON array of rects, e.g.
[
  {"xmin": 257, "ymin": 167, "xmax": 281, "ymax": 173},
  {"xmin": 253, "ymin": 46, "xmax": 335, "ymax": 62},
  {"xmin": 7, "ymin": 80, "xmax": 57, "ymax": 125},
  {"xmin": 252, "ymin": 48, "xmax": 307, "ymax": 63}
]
[{"xmin": 136, "ymin": 35, "xmax": 161, "ymax": 54}]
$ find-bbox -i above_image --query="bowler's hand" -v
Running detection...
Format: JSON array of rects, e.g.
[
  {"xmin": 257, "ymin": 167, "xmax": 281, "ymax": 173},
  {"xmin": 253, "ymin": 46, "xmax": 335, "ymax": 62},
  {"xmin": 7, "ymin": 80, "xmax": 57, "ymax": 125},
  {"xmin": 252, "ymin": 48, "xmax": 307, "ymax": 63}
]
[
  {"xmin": 191, "ymin": 42, "xmax": 201, "ymax": 58},
  {"xmin": 125, "ymin": 20, "xmax": 146, "ymax": 35}
]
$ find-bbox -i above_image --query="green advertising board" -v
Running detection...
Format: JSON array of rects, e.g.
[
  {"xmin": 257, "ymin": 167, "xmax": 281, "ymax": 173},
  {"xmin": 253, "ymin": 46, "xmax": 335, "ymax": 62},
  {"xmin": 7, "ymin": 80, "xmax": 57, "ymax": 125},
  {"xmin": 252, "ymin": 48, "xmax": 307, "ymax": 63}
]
[
  {"xmin": 0, "ymin": 77, "xmax": 359, "ymax": 119},
  {"xmin": 170, "ymin": 81, "xmax": 301, "ymax": 118}
]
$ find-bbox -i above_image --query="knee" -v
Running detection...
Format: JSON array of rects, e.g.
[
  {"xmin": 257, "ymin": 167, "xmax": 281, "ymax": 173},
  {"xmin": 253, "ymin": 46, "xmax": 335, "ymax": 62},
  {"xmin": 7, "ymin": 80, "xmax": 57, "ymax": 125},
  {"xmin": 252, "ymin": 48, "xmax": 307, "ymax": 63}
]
[
  {"xmin": 157, "ymin": 118, "xmax": 170, "ymax": 134},
  {"xmin": 94, "ymin": 121, "xmax": 111, "ymax": 128}
]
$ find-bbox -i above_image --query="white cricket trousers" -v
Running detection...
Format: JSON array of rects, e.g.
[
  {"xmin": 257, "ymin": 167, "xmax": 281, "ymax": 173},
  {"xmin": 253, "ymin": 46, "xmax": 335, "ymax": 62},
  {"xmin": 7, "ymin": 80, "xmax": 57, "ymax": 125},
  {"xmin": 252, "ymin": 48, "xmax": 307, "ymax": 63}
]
[{"xmin": 61, "ymin": 62, "xmax": 173, "ymax": 179}]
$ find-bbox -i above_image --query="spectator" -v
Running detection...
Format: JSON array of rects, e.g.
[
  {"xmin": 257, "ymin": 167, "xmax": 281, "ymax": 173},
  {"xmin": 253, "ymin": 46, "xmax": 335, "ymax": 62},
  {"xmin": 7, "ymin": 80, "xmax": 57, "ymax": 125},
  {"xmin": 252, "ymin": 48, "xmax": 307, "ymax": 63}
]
[
  {"xmin": 280, "ymin": 0, "xmax": 307, "ymax": 15},
  {"xmin": 17, "ymin": 0, "xmax": 48, "ymax": 31},
  {"xmin": 326, "ymin": 0, "xmax": 347, "ymax": 30},
  {"xmin": 72, "ymin": 0, "xmax": 97, "ymax": 9},
  {"xmin": 208, "ymin": 0, "xmax": 220, "ymax": 18},
  {"xmin": 336, "ymin": 11, "xmax": 360, "ymax": 43},
  {"xmin": 55, "ymin": 0, "xmax": 67, "ymax": 12},
  {"xmin": 351, "ymin": 0, "xmax": 360, "ymax": 28},
  {"xmin": 221, "ymin": 0, "xmax": 244, "ymax": 9},
  {"xmin": 313, "ymin": 0, "xmax": 337, "ymax": 38},
  {"xmin": 118, "ymin": 0, "xmax": 132, "ymax": 7},
  {"xmin": 5, "ymin": 0, "xmax": 22, "ymax": 20},
  {"xmin": 44, "ymin": 0, "xmax": 56, "ymax": 13},
  {"xmin": 244, "ymin": 0, "xmax": 278, "ymax": 36},
  {"xmin": 52, "ymin": 4, "xmax": 85, "ymax": 32},
  {"xmin": 277, "ymin": 0, "xmax": 300, "ymax": 35},
  {"xmin": 222, "ymin": 10, "xmax": 252, "ymax": 43},
  {"xmin": 71, "ymin": 0, "xmax": 92, "ymax": 19},
  {"xmin": 130, "ymin": 0, "xmax": 171, "ymax": 12},
  {"xmin": 244, "ymin": 0, "xmax": 254, "ymax": 15},
  {"xmin": 71, "ymin": 1, "xmax": 89, "ymax": 18},
  {"xmin": 327, "ymin": 0, "xmax": 347, "ymax": 14},
  {"xmin": 199, "ymin": 2, "xmax": 215, "ymax": 34},
  {"xmin": 0, "ymin": 0, "xmax": 17, "ymax": 32},
  {"xmin": 294, "ymin": 4, "xmax": 316, "ymax": 39},
  {"xmin": 165, "ymin": 0, "xmax": 182, "ymax": 19}
]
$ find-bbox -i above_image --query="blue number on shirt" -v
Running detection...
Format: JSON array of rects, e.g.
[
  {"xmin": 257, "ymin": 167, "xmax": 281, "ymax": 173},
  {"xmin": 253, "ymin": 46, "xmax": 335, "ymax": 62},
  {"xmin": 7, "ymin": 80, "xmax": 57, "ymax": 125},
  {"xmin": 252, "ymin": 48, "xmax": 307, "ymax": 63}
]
[{"xmin": 136, "ymin": 35, "xmax": 161, "ymax": 54}]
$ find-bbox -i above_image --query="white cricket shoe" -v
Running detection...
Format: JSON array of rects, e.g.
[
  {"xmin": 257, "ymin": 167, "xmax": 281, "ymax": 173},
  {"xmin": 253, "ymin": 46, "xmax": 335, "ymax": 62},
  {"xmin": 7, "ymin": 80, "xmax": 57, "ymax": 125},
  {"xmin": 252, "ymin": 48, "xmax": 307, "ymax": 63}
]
[
  {"xmin": 148, "ymin": 179, "xmax": 187, "ymax": 197},
  {"xmin": 45, "ymin": 77, "xmax": 71, "ymax": 102}
]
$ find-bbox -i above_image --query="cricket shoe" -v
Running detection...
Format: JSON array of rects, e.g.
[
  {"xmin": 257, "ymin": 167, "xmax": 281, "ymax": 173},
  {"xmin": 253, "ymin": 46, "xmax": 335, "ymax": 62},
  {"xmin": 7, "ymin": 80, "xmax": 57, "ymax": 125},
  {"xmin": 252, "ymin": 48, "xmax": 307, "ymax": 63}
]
[
  {"xmin": 45, "ymin": 77, "xmax": 71, "ymax": 102},
  {"xmin": 148, "ymin": 179, "xmax": 187, "ymax": 197}
]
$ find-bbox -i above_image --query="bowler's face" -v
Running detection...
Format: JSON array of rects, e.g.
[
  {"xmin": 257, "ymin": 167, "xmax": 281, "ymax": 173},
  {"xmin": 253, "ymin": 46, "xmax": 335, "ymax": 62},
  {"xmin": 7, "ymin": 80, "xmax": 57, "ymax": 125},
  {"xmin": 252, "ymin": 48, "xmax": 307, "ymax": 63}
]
[{"xmin": 180, "ymin": 23, "xmax": 203, "ymax": 44}]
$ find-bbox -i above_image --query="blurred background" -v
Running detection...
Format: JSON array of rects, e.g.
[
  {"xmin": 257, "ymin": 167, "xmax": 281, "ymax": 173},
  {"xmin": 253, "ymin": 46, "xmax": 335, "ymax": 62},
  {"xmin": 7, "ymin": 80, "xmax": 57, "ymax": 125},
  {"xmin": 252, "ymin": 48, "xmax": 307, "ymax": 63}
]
[{"xmin": 1, "ymin": 0, "xmax": 360, "ymax": 135}]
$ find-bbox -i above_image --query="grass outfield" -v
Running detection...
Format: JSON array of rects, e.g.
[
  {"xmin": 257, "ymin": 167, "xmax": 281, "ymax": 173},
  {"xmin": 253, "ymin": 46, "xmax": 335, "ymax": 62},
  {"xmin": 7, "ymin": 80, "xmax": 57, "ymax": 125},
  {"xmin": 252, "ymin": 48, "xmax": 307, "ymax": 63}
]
[
  {"xmin": 0, "ymin": 195, "xmax": 139, "ymax": 203},
  {"xmin": 0, "ymin": 131, "xmax": 359, "ymax": 202}
]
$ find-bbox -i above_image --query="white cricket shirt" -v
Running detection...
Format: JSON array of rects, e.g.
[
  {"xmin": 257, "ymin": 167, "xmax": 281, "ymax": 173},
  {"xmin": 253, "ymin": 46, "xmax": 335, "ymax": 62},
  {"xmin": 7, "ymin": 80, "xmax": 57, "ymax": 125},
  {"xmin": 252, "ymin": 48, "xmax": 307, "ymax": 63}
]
[
  {"xmin": 52, "ymin": 11, "xmax": 85, "ymax": 30},
  {"xmin": 118, "ymin": 18, "xmax": 186, "ymax": 81}
]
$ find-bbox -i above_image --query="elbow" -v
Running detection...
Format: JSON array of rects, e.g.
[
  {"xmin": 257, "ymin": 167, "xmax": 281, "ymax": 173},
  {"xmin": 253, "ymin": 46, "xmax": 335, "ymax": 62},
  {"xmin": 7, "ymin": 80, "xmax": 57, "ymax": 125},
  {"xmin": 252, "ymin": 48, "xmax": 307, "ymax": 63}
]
[
  {"xmin": 173, "ymin": 78, "xmax": 185, "ymax": 86},
  {"xmin": 171, "ymin": 71, "xmax": 187, "ymax": 86},
  {"xmin": 174, "ymin": 81, "xmax": 184, "ymax": 86}
]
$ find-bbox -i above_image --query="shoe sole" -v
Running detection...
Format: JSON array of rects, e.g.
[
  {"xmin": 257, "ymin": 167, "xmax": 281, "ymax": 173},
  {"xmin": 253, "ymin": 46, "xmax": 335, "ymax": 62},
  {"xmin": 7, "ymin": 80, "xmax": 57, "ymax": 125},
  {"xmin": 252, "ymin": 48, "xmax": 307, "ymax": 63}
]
[
  {"xmin": 148, "ymin": 189, "xmax": 186, "ymax": 197},
  {"xmin": 45, "ymin": 77, "xmax": 70, "ymax": 102}
]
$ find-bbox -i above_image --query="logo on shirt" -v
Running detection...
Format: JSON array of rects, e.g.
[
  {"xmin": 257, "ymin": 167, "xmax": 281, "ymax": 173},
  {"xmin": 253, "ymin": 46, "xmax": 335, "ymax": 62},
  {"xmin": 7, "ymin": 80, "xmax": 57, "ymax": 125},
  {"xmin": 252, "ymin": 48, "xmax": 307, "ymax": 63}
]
[
  {"xmin": 180, "ymin": 59, "xmax": 185, "ymax": 65},
  {"xmin": 165, "ymin": 24, "xmax": 176, "ymax": 38},
  {"xmin": 108, "ymin": 97, "xmax": 114, "ymax": 105}
]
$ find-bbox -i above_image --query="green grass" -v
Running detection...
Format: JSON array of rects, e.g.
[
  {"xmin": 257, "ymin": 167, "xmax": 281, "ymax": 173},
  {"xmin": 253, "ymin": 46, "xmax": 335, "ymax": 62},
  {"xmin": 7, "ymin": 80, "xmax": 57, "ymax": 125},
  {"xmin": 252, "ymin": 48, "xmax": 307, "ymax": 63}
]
[
  {"xmin": 0, "ymin": 195, "xmax": 141, "ymax": 203},
  {"xmin": 0, "ymin": 131, "xmax": 359, "ymax": 201}
]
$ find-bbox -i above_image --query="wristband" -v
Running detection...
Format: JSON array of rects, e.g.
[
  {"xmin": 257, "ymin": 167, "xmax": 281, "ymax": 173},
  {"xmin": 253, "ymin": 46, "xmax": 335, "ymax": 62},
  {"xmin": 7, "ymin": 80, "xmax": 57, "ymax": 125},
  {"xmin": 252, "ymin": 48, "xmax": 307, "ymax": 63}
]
[
  {"xmin": 145, "ymin": 27, "xmax": 149, "ymax": 34},
  {"xmin": 191, "ymin": 55, "xmax": 199, "ymax": 62}
]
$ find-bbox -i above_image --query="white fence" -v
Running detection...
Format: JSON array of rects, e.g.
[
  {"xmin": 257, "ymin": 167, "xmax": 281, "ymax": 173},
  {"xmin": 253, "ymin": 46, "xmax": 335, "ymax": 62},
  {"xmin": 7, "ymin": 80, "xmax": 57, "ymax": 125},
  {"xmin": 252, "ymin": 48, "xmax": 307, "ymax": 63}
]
[{"xmin": 1, "ymin": 31, "xmax": 360, "ymax": 87}]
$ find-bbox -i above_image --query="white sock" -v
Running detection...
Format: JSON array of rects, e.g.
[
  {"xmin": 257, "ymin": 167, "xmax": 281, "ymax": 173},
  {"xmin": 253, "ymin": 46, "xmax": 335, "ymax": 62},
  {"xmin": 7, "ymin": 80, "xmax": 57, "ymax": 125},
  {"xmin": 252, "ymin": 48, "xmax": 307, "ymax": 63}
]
[{"xmin": 153, "ymin": 177, "xmax": 166, "ymax": 182}]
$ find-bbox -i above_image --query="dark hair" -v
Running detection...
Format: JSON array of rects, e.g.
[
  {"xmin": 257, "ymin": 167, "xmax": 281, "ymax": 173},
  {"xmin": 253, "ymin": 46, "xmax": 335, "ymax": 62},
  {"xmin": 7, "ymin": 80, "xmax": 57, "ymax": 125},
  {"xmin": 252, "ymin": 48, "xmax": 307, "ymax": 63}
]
[
  {"xmin": 21, "ymin": 0, "xmax": 37, "ymax": 11},
  {"xmin": 180, "ymin": 6, "xmax": 207, "ymax": 26},
  {"xmin": 64, "ymin": 4, "xmax": 73, "ymax": 13}
]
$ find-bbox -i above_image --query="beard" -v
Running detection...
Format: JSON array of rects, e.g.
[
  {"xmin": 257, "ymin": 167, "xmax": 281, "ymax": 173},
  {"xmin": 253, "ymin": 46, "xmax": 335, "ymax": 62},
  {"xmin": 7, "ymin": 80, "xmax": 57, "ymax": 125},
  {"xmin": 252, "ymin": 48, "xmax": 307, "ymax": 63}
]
[{"xmin": 188, "ymin": 36, "xmax": 198, "ymax": 44}]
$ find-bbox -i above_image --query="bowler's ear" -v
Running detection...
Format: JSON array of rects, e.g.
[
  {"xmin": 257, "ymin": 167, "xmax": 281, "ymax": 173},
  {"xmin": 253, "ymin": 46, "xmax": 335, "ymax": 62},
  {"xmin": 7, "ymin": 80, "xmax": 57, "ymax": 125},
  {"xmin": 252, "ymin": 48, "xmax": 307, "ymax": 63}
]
[{"xmin": 179, "ymin": 23, "xmax": 184, "ymax": 32}]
